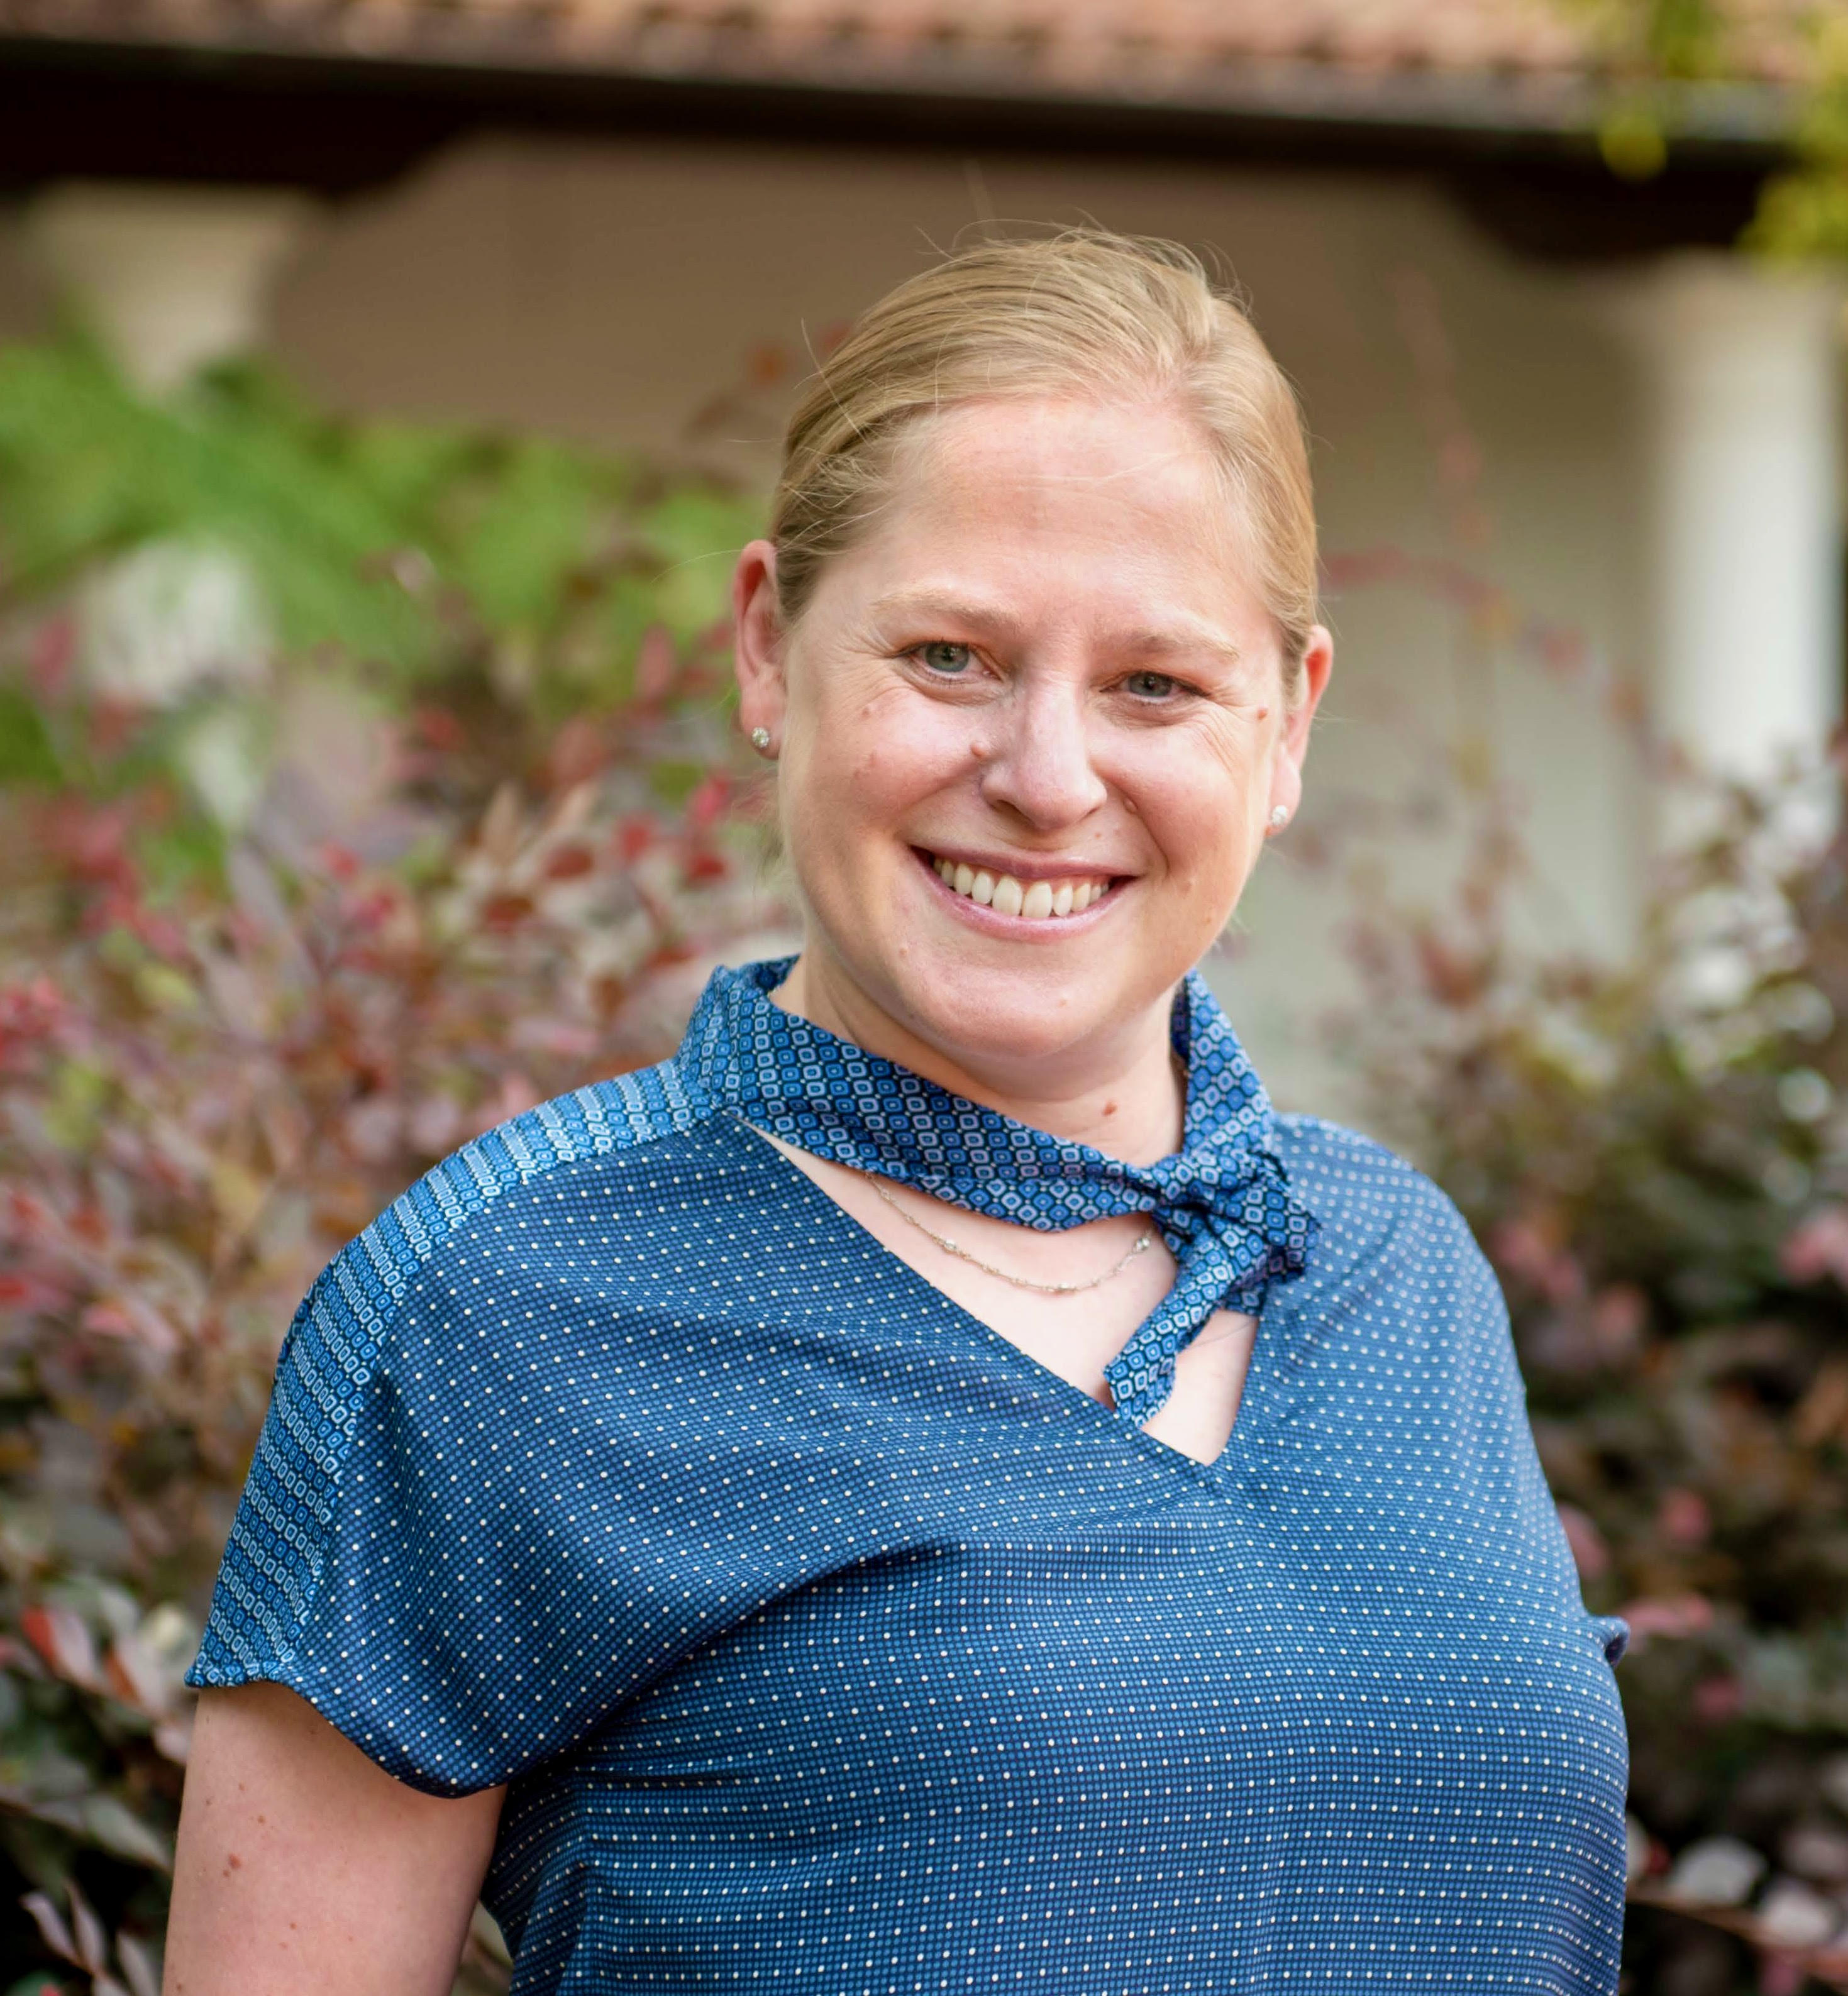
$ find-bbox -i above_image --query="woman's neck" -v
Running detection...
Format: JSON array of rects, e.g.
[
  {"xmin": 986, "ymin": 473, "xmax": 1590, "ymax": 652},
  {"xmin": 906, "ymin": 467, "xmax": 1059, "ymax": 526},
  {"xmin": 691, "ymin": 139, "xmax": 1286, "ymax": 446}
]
[{"xmin": 768, "ymin": 949, "xmax": 1188, "ymax": 1166}]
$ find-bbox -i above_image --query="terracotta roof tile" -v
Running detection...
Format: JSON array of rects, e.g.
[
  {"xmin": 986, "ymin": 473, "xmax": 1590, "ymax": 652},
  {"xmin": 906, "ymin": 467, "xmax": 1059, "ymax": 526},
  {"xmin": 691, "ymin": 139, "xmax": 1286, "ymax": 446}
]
[{"xmin": 0, "ymin": 0, "xmax": 1813, "ymax": 108}]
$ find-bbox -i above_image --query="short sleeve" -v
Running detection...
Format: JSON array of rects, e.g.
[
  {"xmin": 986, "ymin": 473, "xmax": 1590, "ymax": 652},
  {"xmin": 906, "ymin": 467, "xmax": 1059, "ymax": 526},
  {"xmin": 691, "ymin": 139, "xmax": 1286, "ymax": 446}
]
[
  {"xmin": 1295, "ymin": 1125, "xmax": 1629, "ymax": 1671},
  {"xmin": 183, "ymin": 1215, "xmax": 529, "ymax": 1794},
  {"xmin": 184, "ymin": 1092, "xmax": 712, "ymax": 1796},
  {"xmin": 1407, "ymin": 1172, "xmax": 1632, "ymax": 1675},
  {"xmin": 1588, "ymin": 1614, "xmax": 1630, "ymax": 1666}
]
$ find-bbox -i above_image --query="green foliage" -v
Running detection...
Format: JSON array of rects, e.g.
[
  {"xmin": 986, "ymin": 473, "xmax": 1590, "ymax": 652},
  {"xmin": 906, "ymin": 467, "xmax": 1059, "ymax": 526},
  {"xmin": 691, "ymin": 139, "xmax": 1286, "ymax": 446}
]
[
  {"xmin": 0, "ymin": 341, "xmax": 782, "ymax": 1990},
  {"xmin": 0, "ymin": 337, "xmax": 761, "ymax": 701},
  {"xmin": 0, "ymin": 343, "xmax": 419, "ymax": 666},
  {"xmin": 1558, "ymin": 0, "xmax": 1848, "ymax": 260},
  {"xmin": 1342, "ymin": 783, "xmax": 1848, "ymax": 1992},
  {"xmin": 0, "ymin": 692, "xmax": 57, "ymax": 787},
  {"xmin": 1561, "ymin": 0, "xmax": 1744, "ymax": 180},
  {"xmin": 1747, "ymin": 18, "xmax": 1848, "ymax": 263}
]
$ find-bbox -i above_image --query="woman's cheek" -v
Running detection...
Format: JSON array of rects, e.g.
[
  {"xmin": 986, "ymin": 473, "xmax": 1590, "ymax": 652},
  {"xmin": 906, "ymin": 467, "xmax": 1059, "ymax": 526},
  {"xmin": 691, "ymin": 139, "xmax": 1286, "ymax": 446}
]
[
  {"xmin": 1150, "ymin": 761, "xmax": 1252, "ymax": 880},
  {"xmin": 848, "ymin": 703, "xmax": 974, "ymax": 803}
]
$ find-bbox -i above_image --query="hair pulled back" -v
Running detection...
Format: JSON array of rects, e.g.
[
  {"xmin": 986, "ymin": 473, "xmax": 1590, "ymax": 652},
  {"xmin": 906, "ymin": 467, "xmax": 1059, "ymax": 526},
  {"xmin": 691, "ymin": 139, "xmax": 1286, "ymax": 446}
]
[{"xmin": 770, "ymin": 228, "xmax": 1319, "ymax": 694}]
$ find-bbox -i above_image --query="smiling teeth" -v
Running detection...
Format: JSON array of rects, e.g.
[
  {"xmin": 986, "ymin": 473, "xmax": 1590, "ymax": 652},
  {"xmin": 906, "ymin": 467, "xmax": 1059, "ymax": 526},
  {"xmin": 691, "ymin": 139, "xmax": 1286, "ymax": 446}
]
[{"xmin": 932, "ymin": 856, "xmax": 1110, "ymax": 919}]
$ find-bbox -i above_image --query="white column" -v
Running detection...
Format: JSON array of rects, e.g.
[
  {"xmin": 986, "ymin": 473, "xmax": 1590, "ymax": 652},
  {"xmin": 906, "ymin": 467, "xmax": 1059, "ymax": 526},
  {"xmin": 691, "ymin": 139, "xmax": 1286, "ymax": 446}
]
[
  {"xmin": 27, "ymin": 182, "xmax": 314, "ymax": 394},
  {"xmin": 1620, "ymin": 253, "xmax": 1844, "ymax": 791}
]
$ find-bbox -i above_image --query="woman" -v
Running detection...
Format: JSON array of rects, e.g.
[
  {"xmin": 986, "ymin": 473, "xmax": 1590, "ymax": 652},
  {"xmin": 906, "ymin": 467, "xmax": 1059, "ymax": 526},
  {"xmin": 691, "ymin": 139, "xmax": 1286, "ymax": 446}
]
[{"xmin": 165, "ymin": 231, "xmax": 1629, "ymax": 1995}]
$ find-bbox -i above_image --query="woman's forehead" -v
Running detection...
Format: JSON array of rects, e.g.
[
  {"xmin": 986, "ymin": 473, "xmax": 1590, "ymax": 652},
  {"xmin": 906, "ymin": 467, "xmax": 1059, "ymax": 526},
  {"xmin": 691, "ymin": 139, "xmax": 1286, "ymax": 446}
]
[
  {"xmin": 823, "ymin": 399, "xmax": 1264, "ymax": 633},
  {"xmin": 893, "ymin": 394, "xmax": 1223, "ymax": 505}
]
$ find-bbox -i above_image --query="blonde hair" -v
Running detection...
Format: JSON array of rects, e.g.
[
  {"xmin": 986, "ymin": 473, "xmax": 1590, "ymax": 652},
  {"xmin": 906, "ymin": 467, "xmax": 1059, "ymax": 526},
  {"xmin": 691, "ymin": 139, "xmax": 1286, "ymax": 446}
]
[{"xmin": 771, "ymin": 228, "xmax": 1320, "ymax": 695}]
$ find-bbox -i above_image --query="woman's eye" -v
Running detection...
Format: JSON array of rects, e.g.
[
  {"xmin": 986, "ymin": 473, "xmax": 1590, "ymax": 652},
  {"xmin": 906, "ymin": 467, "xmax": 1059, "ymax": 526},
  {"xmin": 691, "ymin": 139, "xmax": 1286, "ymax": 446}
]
[
  {"xmin": 913, "ymin": 641, "xmax": 975, "ymax": 675},
  {"xmin": 1123, "ymin": 670, "xmax": 1180, "ymax": 700}
]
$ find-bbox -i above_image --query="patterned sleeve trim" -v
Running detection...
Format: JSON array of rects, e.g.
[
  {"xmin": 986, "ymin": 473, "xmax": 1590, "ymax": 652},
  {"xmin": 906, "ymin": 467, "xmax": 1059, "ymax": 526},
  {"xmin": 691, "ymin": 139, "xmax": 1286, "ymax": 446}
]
[{"xmin": 185, "ymin": 1065, "xmax": 699, "ymax": 1687}]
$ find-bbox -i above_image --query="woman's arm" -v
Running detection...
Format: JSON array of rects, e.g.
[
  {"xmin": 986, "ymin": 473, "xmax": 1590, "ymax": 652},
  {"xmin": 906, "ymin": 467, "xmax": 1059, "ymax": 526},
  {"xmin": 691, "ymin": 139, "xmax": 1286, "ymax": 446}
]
[{"xmin": 163, "ymin": 1683, "xmax": 506, "ymax": 1996}]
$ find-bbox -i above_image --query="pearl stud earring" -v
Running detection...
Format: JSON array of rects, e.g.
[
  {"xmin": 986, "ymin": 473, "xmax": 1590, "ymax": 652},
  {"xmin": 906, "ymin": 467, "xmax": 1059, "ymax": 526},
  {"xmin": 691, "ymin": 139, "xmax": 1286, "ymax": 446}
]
[
  {"xmin": 1268, "ymin": 805, "xmax": 1290, "ymax": 828},
  {"xmin": 750, "ymin": 727, "xmax": 774, "ymax": 756}
]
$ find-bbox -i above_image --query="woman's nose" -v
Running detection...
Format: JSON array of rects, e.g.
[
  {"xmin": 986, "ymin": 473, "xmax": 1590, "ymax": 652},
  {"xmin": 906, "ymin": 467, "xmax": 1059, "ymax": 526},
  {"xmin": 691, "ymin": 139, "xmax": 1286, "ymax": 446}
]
[{"xmin": 977, "ymin": 687, "xmax": 1109, "ymax": 829}]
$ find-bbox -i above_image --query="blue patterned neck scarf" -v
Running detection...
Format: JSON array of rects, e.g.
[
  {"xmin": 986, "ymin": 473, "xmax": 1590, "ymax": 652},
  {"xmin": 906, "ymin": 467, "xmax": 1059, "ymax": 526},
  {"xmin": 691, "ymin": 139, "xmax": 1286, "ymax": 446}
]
[{"xmin": 676, "ymin": 957, "xmax": 1317, "ymax": 1423}]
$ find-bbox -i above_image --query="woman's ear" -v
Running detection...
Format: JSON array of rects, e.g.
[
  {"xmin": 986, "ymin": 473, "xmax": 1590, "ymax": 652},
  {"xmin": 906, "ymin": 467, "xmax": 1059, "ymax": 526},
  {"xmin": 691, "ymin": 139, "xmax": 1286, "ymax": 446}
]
[
  {"xmin": 1266, "ymin": 623, "xmax": 1334, "ymax": 827},
  {"xmin": 733, "ymin": 539, "xmax": 788, "ymax": 749}
]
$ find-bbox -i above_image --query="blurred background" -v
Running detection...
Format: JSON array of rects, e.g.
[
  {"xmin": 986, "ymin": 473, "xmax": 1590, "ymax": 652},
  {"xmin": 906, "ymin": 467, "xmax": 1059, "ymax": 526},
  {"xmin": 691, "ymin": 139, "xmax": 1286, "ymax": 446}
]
[{"xmin": 1, "ymin": 1, "xmax": 1846, "ymax": 1990}]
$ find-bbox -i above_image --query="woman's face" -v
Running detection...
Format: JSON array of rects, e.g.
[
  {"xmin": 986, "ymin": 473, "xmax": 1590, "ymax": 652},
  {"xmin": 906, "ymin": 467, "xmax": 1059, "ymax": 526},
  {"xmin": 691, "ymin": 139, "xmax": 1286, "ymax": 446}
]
[{"xmin": 733, "ymin": 395, "xmax": 1332, "ymax": 1091}]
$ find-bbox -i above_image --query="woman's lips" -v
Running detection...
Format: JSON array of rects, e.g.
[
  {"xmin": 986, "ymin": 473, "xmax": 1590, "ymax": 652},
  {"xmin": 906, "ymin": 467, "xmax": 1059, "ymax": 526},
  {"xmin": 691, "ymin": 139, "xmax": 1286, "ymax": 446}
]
[{"xmin": 917, "ymin": 847, "xmax": 1117, "ymax": 922}]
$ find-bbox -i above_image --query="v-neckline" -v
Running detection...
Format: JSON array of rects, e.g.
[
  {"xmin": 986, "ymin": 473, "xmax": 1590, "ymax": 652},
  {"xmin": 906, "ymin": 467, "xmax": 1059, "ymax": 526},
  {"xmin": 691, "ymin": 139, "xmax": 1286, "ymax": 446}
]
[{"xmin": 717, "ymin": 1114, "xmax": 1285, "ymax": 1481}]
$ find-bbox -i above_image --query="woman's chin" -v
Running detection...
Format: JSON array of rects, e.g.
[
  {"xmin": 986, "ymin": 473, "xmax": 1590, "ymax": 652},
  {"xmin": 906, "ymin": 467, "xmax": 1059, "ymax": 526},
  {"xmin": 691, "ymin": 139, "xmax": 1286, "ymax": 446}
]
[{"xmin": 886, "ymin": 946, "xmax": 1164, "ymax": 1076}]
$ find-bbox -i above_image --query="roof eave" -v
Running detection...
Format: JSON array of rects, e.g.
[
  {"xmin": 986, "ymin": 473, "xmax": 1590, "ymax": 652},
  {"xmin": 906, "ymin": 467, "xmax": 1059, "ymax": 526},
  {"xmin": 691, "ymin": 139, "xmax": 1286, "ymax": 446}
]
[{"xmin": 0, "ymin": 15, "xmax": 1799, "ymax": 158}]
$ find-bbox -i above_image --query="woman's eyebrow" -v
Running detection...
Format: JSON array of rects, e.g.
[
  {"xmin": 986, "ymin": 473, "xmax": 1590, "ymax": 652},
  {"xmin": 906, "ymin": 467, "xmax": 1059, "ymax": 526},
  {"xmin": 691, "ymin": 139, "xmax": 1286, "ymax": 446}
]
[
  {"xmin": 865, "ymin": 587, "xmax": 1031, "ymax": 642},
  {"xmin": 866, "ymin": 588, "xmax": 1242, "ymax": 667},
  {"xmin": 1119, "ymin": 624, "xmax": 1244, "ymax": 670}
]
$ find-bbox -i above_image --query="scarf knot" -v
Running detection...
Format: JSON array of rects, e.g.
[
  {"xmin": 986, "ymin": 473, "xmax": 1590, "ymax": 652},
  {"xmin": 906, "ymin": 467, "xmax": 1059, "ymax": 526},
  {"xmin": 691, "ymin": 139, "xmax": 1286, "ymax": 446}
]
[{"xmin": 677, "ymin": 958, "xmax": 1316, "ymax": 1423}]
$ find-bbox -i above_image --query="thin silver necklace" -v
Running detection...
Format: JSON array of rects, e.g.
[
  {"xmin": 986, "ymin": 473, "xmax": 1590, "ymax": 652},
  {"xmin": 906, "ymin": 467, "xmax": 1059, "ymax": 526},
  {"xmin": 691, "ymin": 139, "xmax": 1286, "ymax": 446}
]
[{"xmin": 868, "ymin": 1177, "xmax": 1154, "ymax": 1296}]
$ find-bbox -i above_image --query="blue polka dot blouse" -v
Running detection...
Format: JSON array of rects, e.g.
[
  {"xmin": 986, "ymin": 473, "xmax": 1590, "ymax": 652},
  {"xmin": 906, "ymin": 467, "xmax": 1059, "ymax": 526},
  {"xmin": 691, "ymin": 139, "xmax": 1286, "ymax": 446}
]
[{"xmin": 187, "ymin": 961, "xmax": 1630, "ymax": 1994}]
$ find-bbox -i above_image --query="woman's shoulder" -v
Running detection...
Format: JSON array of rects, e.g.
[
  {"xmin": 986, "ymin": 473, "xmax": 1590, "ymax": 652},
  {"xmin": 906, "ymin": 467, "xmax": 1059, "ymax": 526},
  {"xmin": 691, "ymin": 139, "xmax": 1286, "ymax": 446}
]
[
  {"xmin": 1270, "ymin": 1110, "xmax": 1488, "ymax": 1275},
  {"xmin": 1273, "ymin": 1110, "xmax": 1459, "ymax": 1215},
  {"xmin": 291, "ymin": 1058, "xmax": 763, "ymax": 1370},
  {"xmin": 1268, "ymin": 1115, "xmax": 1525, "ymax": 1419}
]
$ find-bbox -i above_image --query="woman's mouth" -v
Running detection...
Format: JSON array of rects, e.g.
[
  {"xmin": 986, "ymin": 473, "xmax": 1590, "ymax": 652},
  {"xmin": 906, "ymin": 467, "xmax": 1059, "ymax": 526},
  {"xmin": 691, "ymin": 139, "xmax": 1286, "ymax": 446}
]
[{"xmin": 918, "ymin": 849, "xmax": 1116, "ymax": 922}]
